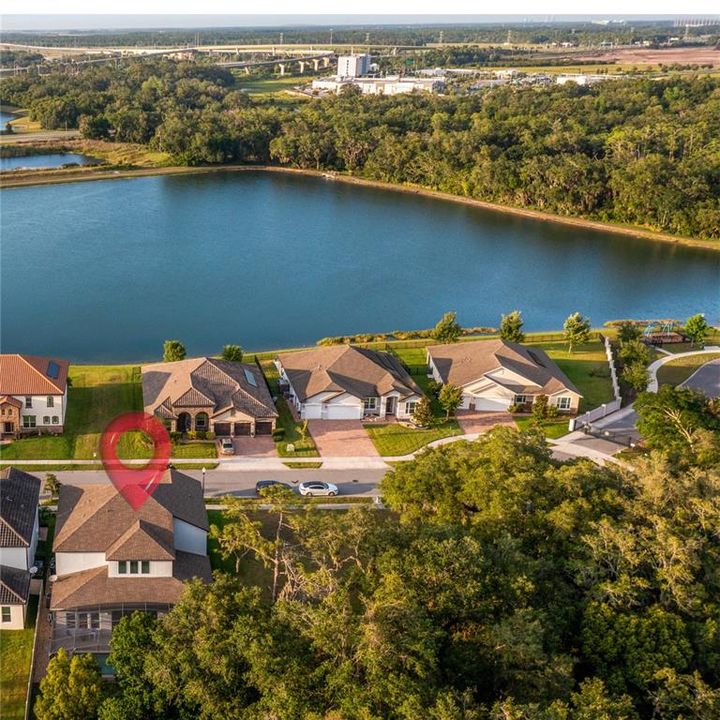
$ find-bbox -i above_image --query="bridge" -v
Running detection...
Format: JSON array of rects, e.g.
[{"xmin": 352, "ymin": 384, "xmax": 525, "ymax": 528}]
[{"xmin": 216, "ymin": 53, "xmax": 333, "ymax": 75}]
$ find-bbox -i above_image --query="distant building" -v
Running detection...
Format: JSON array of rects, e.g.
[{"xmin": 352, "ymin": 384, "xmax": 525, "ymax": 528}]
[
  {"xmin": 0, "ymin": 354, "xmax": 70, "ymax": 438},
  {"xmin": 556, "ymin": 73, "xmax": 617, "ymax": 86},
  {"xmin": 337, "ymin": 54, "xmax": 371, "ymax": 78},
  {"xmin": 312, "ymin": 75, "xmax": 444, "ymax": 96}
]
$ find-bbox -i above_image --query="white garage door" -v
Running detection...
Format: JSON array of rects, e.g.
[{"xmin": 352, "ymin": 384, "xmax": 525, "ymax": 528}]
[
  {"xmin": 302, "ymin": 404, "xmax": 323, "ymax": 419},
  {"xmin": 472, "ymin": 397, "xmax": 511, "ymax": 412},
  {"xmin": 324, "ymin": 404, "xmax": 362, "ymax": 420}
]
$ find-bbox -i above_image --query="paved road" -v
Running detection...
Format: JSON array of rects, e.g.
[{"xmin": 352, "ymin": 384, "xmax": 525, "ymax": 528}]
[
  {"xmin": 682, "ymin": 358, "xmax": 720, "ymax": 397},
  {"xmin": 53, "ymin": 468, "xmax": 387, "ymax": 498},
  {"xmin": 0, "ymin": 130, "xmax": 81, "ymax": 145}
]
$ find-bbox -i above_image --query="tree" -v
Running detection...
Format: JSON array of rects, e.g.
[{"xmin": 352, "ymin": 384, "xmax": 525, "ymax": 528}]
[
  {"xmin": 162, "ymin": 339, "xmax": 186, "ymax": 362},
  {"xmin": 564, "ymin": 312, "xmax": 592, "ymax": 354},
  {"xmin": 432, "ymin": 312, "xmax": 462, "ymax": 344},
  {"xmin": 684, "ymin": 314, "xmax": 710, "ymax": 347},
  {"xmin": 617, "ymin": 321, "xmax": 643, "ymax": 344},
  {"xmin": 44, "ymin": 472, "xmax": 61, "ymax": 499},
  {"xmin": 618, "ymin": 339, "xmax": 650, "ymax": 368},
  {"xmin": 438, "ymin": 384, "xmax": 463, "ymax": 420},
  {"xmin": 622, "ymin": 362, "xmax": 649, "ymax": 393},
  {"xmin": 221, "ymin": 344, "xmax": 244, "ymax": 362},
  {"xmin": 500, "ymin": 310, "xmax": 525, "ymax": 343},
  {"xmin": 35, "ymin": 649, "xmax": 104, "ymax": 720},
  {"xmin": 532, "ymin": 394, "xmax": 549, "ymax": 421},
  {"xmin": 412, "ymin": 396, "xmax": 434, "ymax": 427}
]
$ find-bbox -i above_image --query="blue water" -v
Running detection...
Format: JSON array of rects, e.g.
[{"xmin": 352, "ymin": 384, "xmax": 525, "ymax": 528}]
[
  {"xmin": 1, "ymin": 171, "xmax": 718, "ymax": 362},
  {"xmin": 0, "ymin": 153, "xmax": 96, "ymax": 171}
]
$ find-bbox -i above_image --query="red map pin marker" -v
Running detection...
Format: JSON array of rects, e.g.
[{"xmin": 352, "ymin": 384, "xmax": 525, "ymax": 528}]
[{"xmin": 100, "ymin": 412, "xmax": 171, "ymax": 511}]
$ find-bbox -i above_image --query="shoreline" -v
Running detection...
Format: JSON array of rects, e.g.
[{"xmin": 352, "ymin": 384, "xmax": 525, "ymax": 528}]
[{"xmin": 1, "ymin": 161, "xmax": 717, "ymax": 252}]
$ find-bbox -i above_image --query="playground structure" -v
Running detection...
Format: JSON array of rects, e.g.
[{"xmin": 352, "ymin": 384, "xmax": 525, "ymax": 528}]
[{"xmin": 642, "ymin": 320, "xmax": 687, "ymax": 346}]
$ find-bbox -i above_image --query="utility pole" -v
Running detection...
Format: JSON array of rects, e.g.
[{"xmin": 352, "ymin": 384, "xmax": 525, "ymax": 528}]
[{"xmin": 439, "ymin": 30, "xmax": 444, "ymax": 45}]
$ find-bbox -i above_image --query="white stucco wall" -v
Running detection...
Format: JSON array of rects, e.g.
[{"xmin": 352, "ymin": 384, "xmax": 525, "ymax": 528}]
[
  {"xmin": 0, "ymin": 604, "xmax": 26, "ymax": 630},
  {"xmin": 15, "ymin": 391, "xmax": 66, "ymax": 429},
  {"xmin": 0, "ymin": 547, "xmax": 28, "ymax": 571},
  {"xmin": 55, "ymin": 552, "xmax": 107, "ymax": 576},
  {"xmin": 173, "ymin": 518, "xmax": 207, "ymax": 555}
]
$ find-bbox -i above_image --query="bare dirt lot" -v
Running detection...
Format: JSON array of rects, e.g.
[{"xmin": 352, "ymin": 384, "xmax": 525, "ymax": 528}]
[{"xmin": 574, "ymin": 46, "xmax": 720, "ymax": 66}]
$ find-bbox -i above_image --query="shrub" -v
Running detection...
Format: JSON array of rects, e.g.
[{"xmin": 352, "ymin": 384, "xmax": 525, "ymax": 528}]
[
  {"xmin": 186, "ymin": 430, "xmax": 197, "ymax": 440},
  {"xmin": 196, "ymin": 431, "xmax": 207, "ymax": 440},
  {"xmin": 163, "ymin": 339, "xmax": 187, "ymax": 362},
  {"xmin": 272, "ymin": 427, "xmax": 285, "ymax": 441},
  {"xmin": 169, "ymin": 431, "xmax": 183, "ymax": 442},
  {"xmin": 205, "ymin": 431, "xmax": 215, "ymax": 440}
]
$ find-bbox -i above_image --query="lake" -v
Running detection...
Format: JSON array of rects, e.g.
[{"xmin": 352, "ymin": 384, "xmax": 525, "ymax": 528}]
[
  {"xmin": 1, "ymin": 170, "xmax": 718, "ymax": 362},
  {"xmin": 0, "ymin": 153, "xmax": 97, "ymax": 171}
]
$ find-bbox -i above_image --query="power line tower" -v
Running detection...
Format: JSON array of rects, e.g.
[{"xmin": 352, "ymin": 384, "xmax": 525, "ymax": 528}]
[
  {"xmin": 439, "ymin": 30, "xmax": 444, "ymax": 45},
  {"xmin": 280, "ymin": 32, "xmax": 284, "ymax": 45}
]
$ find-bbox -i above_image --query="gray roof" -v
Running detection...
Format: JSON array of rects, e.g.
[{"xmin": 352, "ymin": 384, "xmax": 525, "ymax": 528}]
[
  {"xmin": 142, "ymin": 358, "xmax": 278, "ymax": 420},
  {"xmin": 278, "ymin": 345, "xmax": 423, "ymax": 402},
  {"xmin": 428, "ymin": 339, "xmax": 581, "ymax": 396},
  {"xmin": 0, "ymin": 565, "xmax": 31, "ymax": 605},
  {"xmin": 0, "ymin": 468, "xmax": 40, "ymax": 548}
]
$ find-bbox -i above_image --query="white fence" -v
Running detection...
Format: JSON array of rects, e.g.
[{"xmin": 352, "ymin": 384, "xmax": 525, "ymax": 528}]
[{"xmin": 568, "ymin": 335, "xmax": 622, "ymax": 432}]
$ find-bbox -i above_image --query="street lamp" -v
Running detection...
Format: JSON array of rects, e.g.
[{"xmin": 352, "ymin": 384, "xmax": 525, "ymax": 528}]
[{"xmin": 201, "ymin": 467, "xmax": 206, "ymax": 496}]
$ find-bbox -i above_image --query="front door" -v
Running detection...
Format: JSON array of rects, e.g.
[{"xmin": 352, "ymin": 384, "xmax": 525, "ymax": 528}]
[
  {"xmin": 385, "ymin": 397, "xmax": 396, "ymax": 415},
  {"xmin": 468, "ymin": 400, "xmax": 475, "ymax": 411},
  {"xmin": 3, "ymin": 422, "xmax": 14, "ymax": 433}
]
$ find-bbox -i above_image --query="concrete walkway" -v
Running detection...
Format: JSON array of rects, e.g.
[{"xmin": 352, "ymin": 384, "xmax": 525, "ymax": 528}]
[{"xmin": 646, "ymin": 346, "xmax": 720, "ymax": 392}]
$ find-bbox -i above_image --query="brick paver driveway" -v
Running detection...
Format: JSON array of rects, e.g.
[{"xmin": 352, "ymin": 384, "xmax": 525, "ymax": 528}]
[
  {"xmin": 307, "ymin": 420, "xmax": 379, "ymax": 457},
  {"xmin": 455, "ymin": 410, "xmax": 515, "ymax": 435},
  {"xmin": 220, "ymin": 436, "xmax": 277, "ymax": 458}
]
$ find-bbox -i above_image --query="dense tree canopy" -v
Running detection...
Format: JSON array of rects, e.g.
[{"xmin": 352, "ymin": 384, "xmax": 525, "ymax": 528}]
[
  {"xmin": 2, "ymin": 63, "xmax": 719, "ymax": 238},
  {"xmin": 73, "ymin": 424, "xmax": 720, "ymax": 720}
]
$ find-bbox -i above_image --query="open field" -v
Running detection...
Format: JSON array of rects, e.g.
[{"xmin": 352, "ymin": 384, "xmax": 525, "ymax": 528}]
[
  {"xmin": 572, "ymin": 46, "xmax": 720, "ymax": 67},
  {"xmin": 234, "ymin": 75, "xmax": 313, "ymax": 96},
  {"xmin": 656, "ymin": 353, "xmax": 720, "ymax": 388}
]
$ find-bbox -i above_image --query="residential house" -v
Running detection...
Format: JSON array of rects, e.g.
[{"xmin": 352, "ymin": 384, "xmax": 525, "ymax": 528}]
[
  {"xmin": 0, "ymin": 354, "xmax": 70, "ymax": 438},
  {"xmin": 427, "ymin": 339, "xmax": 582, "ymax": 413},
  {"xmin": 0, "ymin": 468, "xmax": 41, "ymax": 629},
  {"xmin": 142, "ymin": 358, "xmax": 278, "ymax": 437},
  {"xmin": 50, "ymin": 468, "xmax": 212, "ymax": 657},
  {"xmin": 276, "ymin": 345, "xmax": 424, "ymax": 420}
]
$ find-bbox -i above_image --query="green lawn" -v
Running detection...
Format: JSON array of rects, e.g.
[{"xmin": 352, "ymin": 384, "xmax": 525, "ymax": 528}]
[
  {"xmin": 0, "ymin": 365, "xmax": 216, "ymax": 462},
  {"xmin": 235, "ymin": 75, "xmax": 311, "ymax": 96},
  {"xmin": 0, "ymin": 595, "xmax": 38, "ymax": 720},
  {"xmin": 514, "ymin": 415, "xmax": 570, "ymax": 439},
  {"xmin": 364, "ymin": 420, "xmax": 462, "ymax": 457},
  {"xmin": 656, "ymin": 353, "xmax": 720, "ymax": 388}
]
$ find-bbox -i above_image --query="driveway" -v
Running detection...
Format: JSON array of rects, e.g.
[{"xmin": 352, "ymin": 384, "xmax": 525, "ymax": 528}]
[
  {"xmin": 308, "ymin": 420, "xmax": 379, "ymax": 457},
  {"xmin": 221, "ymin": 436, "xmax": 277, "ymax": 458},
  {"xmin": 455, "ymin": 410, "xmax": 515, "ymax": 435},
  {"xmin": 682, "ymin": 358, "xmax": 720, "ymax": 397}
]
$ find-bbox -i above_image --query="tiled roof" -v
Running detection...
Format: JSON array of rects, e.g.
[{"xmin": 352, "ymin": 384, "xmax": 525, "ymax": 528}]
[
  {"xmin": 427, "ymin": 339, "xmax": 581, "ymax": 397},
  {"xmin": 0, "ymin": 565, "xmax": 31, "ymax": 605},
  {"xmin": 278, "ymin": 346, "xmax": 423, "ymax": 402},
  {"xmin": 0, "ymin": 468, "xmax": 41, "ymax": 548},
  {"xmin": 0, "ymin": 396, "xmax": 22, "ymax": 409},
  {"xmin": 54, "ymin": 469, "xmax": 208, "ymax": 554},
  {"xmin": 0, "ymin": 354, "xmax": 69, "ymax": 395},
  {"xmin": 50, "ymin": 551, "xmax": 211, "ymax": 610},
  {"xmin": 142, "ymin": 358, "xmax": 278, "ymax": 420},
  {"xmin": 105, "ymin": 519, "xmax": 175, "ymax": 561}
]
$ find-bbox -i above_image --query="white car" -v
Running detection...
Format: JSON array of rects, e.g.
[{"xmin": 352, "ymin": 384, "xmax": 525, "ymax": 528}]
[
  {"xmin": 298, "ymin": 481, "xmax": 339, "ymax": 497},
  {"xmin": 220, "ymin": 438, "xmax": 234, "ymax": 455}
]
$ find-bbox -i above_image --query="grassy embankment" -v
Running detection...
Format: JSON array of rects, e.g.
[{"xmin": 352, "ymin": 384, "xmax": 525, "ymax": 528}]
[
  {"xmin": 656, "ymin": 353, "xmax": 720, "ymax": 388},
  {"xmin": 0, "ymin": 365, "xmax": 216, "ymax": 464}
]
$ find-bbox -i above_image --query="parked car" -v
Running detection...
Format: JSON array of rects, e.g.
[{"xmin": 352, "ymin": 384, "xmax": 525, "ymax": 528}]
[
  {"xmin": 298, "ymin": 481, "xmax": 339, "ymax": 497},
  {"xmin": 220, "ymin": 438, "xmax": 234, "ymax": 455},
  {"xmin": 255, "ymin": 479, "xmax": 293, "ymax": 494}
]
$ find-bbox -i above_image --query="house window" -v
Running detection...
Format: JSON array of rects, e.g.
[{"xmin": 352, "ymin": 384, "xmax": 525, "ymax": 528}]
[
  {"xmin": 514, "ymin": 395, "xmax": 529, "ymax": 405},
  {"xmin": 52, "ymin": 416, "xmax": 59, "ymax": 424},
  {"xmin": 22, "ymin": 416, "xmax": 36, "ymax": 428},
  {"xmin": 141, "ymin": 561, "xmax": 150, "ymax": 574},
  {"xmin": 78, "ymin": 612, "xmax": 100, "ymax": 629},
  {"xmin": 65, "ymin": 611, "xmax": 76, "ymax": 629},
  {"xmin": 1, "ymin": 607, "xmax": 11, "ymax": 623},
  {"xmin": 43, "ymin": 416, "xmax": 50, "ymax": 425},
  {"xmin": 406, "ymin": 401, "xmax": 418, "ymax": 415},
  {"xmin": 118, "ymin": 561, "xmax": 127, "ymax": 574},
  {"xmin": 47, "ymin": 396, "xmax": 54, "ymax": 407},
  {"xmin": 25, "ymin": 397, "xmax": 32, "ymax": 408},
  {"xmin": 130, "ymin": 561, "xmax": 139, "ymax": 574},
  {"xmin": 556, "ymin": 397, "xmax": 572, "ymax": 410},
  {"xmin": 363, "ymin": 397, "xmax": 378, "ymax": 411}
]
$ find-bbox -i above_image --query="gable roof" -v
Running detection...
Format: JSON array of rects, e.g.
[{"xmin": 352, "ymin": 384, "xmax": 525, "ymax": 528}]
[
  {"xmin": 54, "ymin": 469, "xmax": 208, "ymax": 555},
  {"xmin": 427, "ymin": 340, "xmax": 581, "ymax": 397},
  {"xmin": 278, "ymin": 346, "xmax": 423, "ymax": 403},
  {"xmin": 0, "ymin": 565, "xmax": 31, "ymax": 605},
  {"xmin": 0, "ymin": 355, "xmax": 69, "ymax": 395},
  {"xmin": 0, "ymin": 468, "xmax": 41, "ymax": 548},
  {"xmin": 142, "ymin": 358, "xmax": 277, "ymax": 420}
]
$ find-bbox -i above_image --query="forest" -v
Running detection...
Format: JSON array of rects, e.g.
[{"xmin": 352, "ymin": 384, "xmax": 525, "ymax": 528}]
[
  {"xmin": 34, "ymin": 406, "xmax": 720, "ymax": 719},
  {"xmin": 2, "ymin": 61, "xmax": 719, "ymax": 238}
]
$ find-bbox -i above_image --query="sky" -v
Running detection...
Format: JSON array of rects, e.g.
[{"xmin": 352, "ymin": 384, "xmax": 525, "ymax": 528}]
[{"xmin": 3, "ymin": 13, "xmax": 719, "ymax": 32}]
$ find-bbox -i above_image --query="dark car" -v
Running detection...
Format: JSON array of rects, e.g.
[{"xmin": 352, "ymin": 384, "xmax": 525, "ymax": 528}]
[{"xmin": 255, "ymin": 480, "xmax": 293, "ymax": 495}]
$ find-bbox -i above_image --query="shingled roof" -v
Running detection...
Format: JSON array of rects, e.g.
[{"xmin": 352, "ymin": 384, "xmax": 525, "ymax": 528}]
[
  {"xmin": 0, "ymin": 468, "xmax": 41, "ymax": 548},
  {"xmin": 0, "ymin": 565, "xmax": 31, "ymax": 605},
  {"xmin": 278, "ymin": 346, "xmax": 423, "ymax": 402},
  {"xmin": 54, "ymin": 469, "xmax": 208, "ymax": 555},
  {"xmin": 427, "ymin": 339, "xmax": 581, "ymax": 397},
  {"xmin": 142, "ymin": 358, "xmax": 277, "ymax": 420},
  {"xmin": 0, "ymin": 354, "xmax": 69, "ymax": 395}
]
